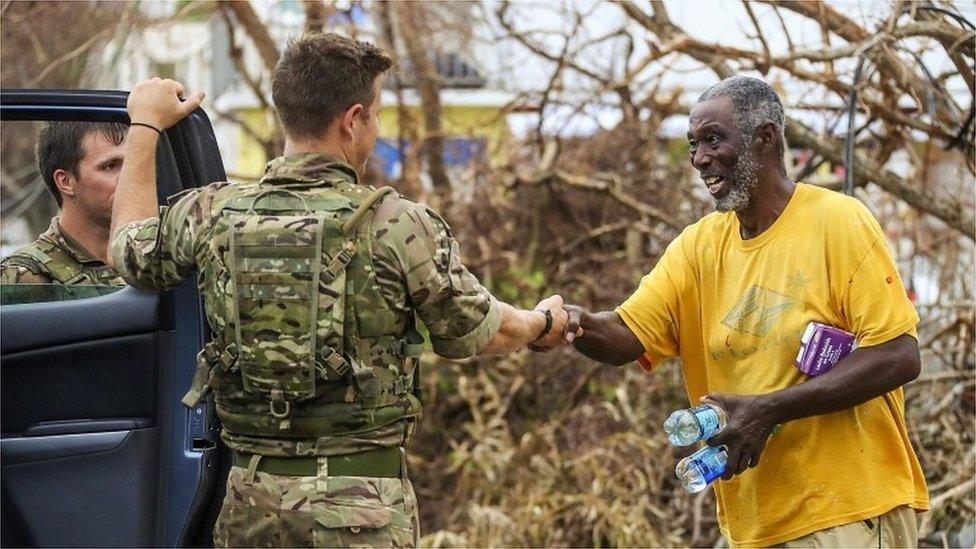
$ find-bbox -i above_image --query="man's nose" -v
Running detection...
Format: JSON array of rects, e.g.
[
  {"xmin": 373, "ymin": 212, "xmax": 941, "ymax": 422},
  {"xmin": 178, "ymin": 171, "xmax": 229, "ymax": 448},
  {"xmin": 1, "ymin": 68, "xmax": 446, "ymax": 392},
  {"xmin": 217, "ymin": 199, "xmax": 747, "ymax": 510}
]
[{"xmin": 692, "ymin": 148, "xmax": 711, "ymax": 171}]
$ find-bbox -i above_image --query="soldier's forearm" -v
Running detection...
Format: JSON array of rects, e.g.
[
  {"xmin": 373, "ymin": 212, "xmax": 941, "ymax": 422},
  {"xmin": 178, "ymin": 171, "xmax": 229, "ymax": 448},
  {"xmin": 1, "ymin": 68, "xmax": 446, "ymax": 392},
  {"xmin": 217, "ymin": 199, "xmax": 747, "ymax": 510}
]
[
  {"xmin": 478, "ymin": 301, "xmax": 546, "ymax": 354},
  {"xmin": 108, "ymin": 127, "xmax": 159, "ymax": 267}
]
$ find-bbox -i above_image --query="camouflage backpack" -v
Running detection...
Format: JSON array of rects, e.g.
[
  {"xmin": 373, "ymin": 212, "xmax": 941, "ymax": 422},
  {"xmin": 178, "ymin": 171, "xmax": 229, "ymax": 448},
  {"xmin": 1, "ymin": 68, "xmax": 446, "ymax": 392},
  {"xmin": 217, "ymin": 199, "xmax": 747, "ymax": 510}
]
[{"xmin": 182, "ymin": 180, "xmax": 424, "ymax": 434}]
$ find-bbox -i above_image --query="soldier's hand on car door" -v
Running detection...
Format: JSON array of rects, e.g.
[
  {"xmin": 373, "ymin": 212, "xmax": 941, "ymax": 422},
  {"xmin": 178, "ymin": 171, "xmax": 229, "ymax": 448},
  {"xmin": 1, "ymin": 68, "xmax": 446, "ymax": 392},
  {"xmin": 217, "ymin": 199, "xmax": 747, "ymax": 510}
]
[{"xmin": 127, "ymin": 78, "xmax": 205, "ymax": 131}]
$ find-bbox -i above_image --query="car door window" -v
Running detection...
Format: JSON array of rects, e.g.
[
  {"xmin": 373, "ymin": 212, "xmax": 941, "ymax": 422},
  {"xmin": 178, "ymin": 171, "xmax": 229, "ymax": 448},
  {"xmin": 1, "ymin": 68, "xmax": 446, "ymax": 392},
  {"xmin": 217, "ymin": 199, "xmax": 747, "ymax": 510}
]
[
  {"xmin": 0, "ymin": 120, "xmax": 128, "ymax": 304},
  {"xmin": 1, "ymin": 91, "xmax": 227, "ymax": 547}
]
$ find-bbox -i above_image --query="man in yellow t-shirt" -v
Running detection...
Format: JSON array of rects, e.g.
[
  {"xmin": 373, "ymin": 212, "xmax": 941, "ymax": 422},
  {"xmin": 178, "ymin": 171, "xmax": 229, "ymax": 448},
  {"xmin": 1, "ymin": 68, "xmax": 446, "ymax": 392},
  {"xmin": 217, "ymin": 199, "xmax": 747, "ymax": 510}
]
[{"xmin": 561, "ymin": 76, "xmax": 928, "ymax": 547}]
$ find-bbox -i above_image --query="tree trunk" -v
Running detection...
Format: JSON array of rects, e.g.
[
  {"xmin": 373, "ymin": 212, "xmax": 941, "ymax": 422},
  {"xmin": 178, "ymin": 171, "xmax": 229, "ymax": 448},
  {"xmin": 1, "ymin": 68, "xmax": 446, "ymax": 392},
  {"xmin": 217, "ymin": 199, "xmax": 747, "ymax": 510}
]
[
  {"xmin": 219, "ymin": 0, "xmax": 279, "ymax": 74},
  {"xmin": 377, "ymin": 0, "xmax": 424, "ymax": 200},
  {"xmin": 395, "ymin": 2, "xmax": 451, "ymax": 204}
]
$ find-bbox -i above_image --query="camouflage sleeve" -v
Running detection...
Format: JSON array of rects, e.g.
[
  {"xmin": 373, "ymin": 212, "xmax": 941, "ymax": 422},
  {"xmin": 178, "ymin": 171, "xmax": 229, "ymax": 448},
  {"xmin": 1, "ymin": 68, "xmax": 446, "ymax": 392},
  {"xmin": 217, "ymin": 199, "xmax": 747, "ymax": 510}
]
[
  {"xmin": 110, "ymin": 185, "xmax": 222, "ymax": 292},
  {"xmin": 0, "ymin": 258, "xmax": 53, "ymax": 284},
  {"xmin": 372, "ymin": 197, "xmax": 501, "ymax": 359}
]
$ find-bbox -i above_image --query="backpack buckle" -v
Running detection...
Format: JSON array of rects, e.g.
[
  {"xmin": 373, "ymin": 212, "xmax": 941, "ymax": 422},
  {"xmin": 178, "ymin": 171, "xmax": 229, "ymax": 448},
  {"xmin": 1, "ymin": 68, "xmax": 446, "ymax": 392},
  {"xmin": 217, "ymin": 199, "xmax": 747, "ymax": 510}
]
[
  {"xmin": 323, "ymin": 241, "xmax": 357, "ymax": 283},
  {"xmin": 317, "ymin": 348, "xmax": 350, "ymax": 379},
  {"xmin": 202, "ymin": 342, "xmax": 238, "ymax": 372},
  {"xmin": 218, "ymin": 343, "xmax": 238, "ymax": 371},
  {"xmin": 392, "ymin": 375, "xmax": 413, "ymax": 395},
  {"xmin": 269, "ymin": 389, "xmax": 291, "ymax": 419}
]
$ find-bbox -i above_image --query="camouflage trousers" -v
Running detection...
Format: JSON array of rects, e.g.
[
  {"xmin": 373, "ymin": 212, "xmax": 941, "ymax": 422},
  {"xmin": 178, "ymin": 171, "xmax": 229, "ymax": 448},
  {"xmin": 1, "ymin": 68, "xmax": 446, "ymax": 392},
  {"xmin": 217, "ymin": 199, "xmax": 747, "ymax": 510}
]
[{"xmin": 213, "ymin": 460, "xmax": 419, "ymax": 547}]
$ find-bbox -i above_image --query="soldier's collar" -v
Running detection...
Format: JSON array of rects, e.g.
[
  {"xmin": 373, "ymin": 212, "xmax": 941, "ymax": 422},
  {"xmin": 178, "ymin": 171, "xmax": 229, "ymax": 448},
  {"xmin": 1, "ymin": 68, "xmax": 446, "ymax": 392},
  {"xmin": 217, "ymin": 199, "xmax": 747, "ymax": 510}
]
[
  {"xmin": 47, "ymin": 217, "xmax": 102, "ymax": 265},
  {"xmin": 260, "ymin": 153, "xmax": 360, "ymax": 187}
]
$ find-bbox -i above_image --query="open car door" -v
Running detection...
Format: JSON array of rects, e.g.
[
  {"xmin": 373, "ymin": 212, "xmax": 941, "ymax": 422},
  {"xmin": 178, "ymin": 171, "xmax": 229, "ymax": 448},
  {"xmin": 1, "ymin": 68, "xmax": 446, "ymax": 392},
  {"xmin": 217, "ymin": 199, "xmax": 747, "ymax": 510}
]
[{"xmin": 1, "ymin": 90, "xmax": 226, "ymax": 547}]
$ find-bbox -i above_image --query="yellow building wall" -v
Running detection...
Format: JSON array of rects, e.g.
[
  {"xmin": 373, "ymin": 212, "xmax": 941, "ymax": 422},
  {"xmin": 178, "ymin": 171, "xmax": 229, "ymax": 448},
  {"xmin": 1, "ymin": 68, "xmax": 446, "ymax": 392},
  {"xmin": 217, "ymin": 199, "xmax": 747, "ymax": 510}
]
[
  {"xmin": 380, "ymin": 104, "xmax": 511, "ymax": 164},
  {"xmin": 235, "ymin": 108, "xmax": 274, "ymax": 179},
  {"xmin": 232, "ymin": 104, "xmax": 511, "ymax": 174}
]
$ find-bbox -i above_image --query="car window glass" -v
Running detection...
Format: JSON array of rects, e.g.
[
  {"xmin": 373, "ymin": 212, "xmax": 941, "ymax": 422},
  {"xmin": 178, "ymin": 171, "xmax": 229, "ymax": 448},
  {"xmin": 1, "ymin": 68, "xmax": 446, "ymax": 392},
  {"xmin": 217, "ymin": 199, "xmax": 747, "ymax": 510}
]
[
  {"xmin": 1, "ymin": 120, "xmax": 127, "ymax": 305},
  {"xmin": 0, "ymin": 283, "xmax": 122, "ymax": 305}
]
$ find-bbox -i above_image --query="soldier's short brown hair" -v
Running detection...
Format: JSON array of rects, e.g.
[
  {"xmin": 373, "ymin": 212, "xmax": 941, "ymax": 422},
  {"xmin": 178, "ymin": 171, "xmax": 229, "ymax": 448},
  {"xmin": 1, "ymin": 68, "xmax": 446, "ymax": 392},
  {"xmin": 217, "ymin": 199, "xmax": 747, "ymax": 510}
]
[
  {"xmin": 272, "ymin": 33, "xmax": 395, "ymax": 138},
  {"xmin": 36, "ymin": 121, "xmax": 128, "ymax": 206}
]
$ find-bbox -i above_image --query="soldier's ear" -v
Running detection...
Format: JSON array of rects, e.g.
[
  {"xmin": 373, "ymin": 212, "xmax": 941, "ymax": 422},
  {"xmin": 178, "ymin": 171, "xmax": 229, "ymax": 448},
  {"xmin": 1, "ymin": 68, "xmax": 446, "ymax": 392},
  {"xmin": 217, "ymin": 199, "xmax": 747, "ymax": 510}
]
[
  {"xmin": 340, "ymin": 104, "xmax": 364, "ymax": 139},
  {"xmin": 53, "ymin": 168, "xmax": 76, "ymax": 200}
]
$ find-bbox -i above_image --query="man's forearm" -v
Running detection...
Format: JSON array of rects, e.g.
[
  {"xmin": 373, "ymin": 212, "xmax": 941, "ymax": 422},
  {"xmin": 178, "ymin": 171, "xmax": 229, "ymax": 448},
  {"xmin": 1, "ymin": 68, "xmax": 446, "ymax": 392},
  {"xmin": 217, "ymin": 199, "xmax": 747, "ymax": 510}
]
[
  {"xmin": 572, "ymin": 309, "xmax": 645, "ymax": 366},
  {"xmin": 760, "ymin": 334, "xmax": 921, "ymax": 425},
  {"xmin": 108, "ymin": 128, "xmax": 159, "ymax": 267}
]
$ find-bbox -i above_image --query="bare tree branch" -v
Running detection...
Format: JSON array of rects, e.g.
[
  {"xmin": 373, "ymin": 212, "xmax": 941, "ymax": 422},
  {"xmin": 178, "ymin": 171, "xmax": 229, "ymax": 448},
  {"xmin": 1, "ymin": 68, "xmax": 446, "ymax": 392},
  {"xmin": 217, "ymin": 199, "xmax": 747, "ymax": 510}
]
[
  {"xmin": 786, "ymin": 117, "xmax": 974, "ymax": 240},
  {"xmin": 508, "ymin": 168, "xmax": 686, "ymax": 231},
  {"xmin": 302, "ymin": 0, "xmax": 329, "ymax": 34},
  {"xmin": 760, "ymin": 0, "xmax": 947, "ymax": 109},
  {"xmin": 30, "ymin": 28, "xmax": 110, "ymax": 86},
  {"xmin": 497, "ymin": 1, "xmax": 609, "ymax": 84},
  {"xmin": 741, "ymin": 0, "xmax": 772, "ymax": 74},
  {"xmin": 612, "ymin": 0, "xmax": 734, "ymax": 79},
  {"xmin": 219, "ymin": 0, "xmax": 279, "ymax": 73}
]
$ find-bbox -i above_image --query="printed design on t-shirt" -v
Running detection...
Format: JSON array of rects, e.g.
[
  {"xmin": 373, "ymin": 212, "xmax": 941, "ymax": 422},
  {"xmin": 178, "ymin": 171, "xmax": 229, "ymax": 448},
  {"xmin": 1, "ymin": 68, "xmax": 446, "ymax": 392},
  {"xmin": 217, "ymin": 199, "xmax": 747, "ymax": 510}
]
[
  {"xmin": 721, "ymin": 284, "xmax": 795, "ymax": 337},
  {"xmin": 785, "ymin": 270, "xmax": 810, "ymax": 295}
]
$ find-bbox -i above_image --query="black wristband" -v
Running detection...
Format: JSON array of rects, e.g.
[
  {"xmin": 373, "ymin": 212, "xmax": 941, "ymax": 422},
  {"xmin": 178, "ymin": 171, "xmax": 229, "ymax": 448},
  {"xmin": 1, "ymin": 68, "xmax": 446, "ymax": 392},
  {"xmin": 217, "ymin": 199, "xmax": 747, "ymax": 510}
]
[
  {"xmin": 130, "ymin": 122, "xmax": 162, "ymax": 135},
  {"xmin": 531, "ymin": 308, "xmax": 553, "ymax": 344}
]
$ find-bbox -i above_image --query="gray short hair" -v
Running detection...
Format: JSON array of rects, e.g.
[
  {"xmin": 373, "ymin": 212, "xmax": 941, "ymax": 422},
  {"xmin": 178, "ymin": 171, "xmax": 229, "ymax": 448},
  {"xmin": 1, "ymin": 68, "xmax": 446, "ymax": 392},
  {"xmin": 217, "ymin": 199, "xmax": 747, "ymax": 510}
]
[{"xmin": 698, "ymin": 76, "xmax": 787, "ymax": 155}]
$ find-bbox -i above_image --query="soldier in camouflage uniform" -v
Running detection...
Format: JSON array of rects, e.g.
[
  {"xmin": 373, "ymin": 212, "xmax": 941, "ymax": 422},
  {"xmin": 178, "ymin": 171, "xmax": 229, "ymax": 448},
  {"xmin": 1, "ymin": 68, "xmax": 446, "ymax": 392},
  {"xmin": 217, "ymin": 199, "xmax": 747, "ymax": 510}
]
[
  {"xmin": 1, "ymin": 121, "xmax": 127, "ymax": 287},
  {"xmin": 108, "ymin": 34, "xmax": 569, "ymax": 547},
  {"xmin": 0, "ymin": 217, "xmax": 124, "ymax": 285}
]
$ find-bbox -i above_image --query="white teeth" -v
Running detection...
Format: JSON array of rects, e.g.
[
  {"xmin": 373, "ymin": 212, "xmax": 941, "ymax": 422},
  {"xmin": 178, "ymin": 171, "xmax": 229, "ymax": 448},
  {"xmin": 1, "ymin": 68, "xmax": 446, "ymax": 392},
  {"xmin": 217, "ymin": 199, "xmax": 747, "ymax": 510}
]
[{"xmin": 704, "ymin": 176, "xmax": 725, "ymax": 194}]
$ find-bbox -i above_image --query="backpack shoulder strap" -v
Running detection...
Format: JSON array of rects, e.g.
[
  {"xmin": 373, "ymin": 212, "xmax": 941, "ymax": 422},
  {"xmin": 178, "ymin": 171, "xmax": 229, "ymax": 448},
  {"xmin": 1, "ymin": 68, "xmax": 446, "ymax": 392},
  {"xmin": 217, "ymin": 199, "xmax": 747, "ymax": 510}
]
[
  {"xmin": 18, "ymin": 240, "xmax": 86, "ymax": 284},
  {"xmin": 342, "ymin": 186, "xmax": 397, "ymax": 234}
]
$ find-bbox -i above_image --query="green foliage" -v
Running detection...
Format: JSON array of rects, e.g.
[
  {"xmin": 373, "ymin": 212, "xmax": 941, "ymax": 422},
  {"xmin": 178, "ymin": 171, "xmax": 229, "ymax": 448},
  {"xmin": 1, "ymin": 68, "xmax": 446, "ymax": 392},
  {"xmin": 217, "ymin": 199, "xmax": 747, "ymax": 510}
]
[
  {"xmin": 174, "ymin": 0, "xmax": 216, "ymax": 21},
  {"xmin": 666, "ymin": 138, "xmax": 691, "ymax": 165},
  {"xmin": 486, "ymin": 264, "xmax": 550, "ymax": 309}
]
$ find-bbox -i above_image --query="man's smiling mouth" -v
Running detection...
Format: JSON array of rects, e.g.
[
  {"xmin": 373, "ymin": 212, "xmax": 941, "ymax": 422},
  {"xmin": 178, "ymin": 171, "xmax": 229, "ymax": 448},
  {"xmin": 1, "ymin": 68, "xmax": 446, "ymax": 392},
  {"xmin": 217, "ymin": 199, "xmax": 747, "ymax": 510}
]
[{"xmin": 703, "ymin": 175, "xmax": 728, "ymax": 196}]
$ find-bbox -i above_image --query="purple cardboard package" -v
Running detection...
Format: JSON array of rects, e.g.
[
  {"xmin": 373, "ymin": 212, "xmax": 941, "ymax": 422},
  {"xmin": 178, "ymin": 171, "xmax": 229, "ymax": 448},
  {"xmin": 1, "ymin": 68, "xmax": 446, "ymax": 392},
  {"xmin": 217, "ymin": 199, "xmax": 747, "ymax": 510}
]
[{"xmin": 795, "ymin": 322, "xmax": 857, "ymax": 376}]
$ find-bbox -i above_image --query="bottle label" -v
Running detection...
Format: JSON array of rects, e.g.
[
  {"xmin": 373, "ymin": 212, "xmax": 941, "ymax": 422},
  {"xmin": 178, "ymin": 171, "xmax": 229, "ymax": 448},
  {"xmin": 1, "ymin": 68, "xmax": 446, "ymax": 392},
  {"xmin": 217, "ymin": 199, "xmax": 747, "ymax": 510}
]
[
  {"xmin": 692, "ymin": 446, "xmax": 726, "ymax": 484},
  {"xmin": 692, "ymin": 405, "xmax": 721, "ymax": 440}
]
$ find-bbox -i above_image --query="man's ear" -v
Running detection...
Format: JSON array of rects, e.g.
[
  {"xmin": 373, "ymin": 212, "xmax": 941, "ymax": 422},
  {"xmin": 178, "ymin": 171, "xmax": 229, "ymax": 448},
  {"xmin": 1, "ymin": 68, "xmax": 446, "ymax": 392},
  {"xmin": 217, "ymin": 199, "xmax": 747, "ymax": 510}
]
[
  {"xmin": 339, "ymin": 104, "xmax": 365, "ymax": 139},
  {"xmin": 752, "ymin": 122, "xmax": 777, "ymax": 153},
  {"xmin": 53, "ymin": 168, "xmax": 75, "ymax": 201}
]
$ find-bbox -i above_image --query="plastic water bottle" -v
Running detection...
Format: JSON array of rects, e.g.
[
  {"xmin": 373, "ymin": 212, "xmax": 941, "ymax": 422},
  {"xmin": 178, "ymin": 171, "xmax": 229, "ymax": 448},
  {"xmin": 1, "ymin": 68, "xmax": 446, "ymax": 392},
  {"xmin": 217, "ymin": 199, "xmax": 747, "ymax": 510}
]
[
  {"xmin": 676, "ymin": 445, "xmax": 728, "ymax": 493},
  {"xmin": 663, "ymin": 403, "xmax": 727, "ymax": 446}
]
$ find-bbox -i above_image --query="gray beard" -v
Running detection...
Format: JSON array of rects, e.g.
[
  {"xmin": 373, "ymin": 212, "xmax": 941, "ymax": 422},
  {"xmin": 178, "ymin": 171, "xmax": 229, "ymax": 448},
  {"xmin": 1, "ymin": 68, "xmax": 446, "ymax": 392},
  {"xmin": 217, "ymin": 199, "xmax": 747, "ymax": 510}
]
[{"xmin": 715, "ymin": 146, "xmax": 760, "ymax": 212}]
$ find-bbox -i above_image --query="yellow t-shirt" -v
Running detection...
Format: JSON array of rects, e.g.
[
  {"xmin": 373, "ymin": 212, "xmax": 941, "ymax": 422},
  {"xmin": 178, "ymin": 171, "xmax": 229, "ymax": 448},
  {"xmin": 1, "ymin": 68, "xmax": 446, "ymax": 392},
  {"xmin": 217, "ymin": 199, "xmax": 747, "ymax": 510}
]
[{"xmin": 616, "ymin": 183, "xmax": 929, "ymax": 547}]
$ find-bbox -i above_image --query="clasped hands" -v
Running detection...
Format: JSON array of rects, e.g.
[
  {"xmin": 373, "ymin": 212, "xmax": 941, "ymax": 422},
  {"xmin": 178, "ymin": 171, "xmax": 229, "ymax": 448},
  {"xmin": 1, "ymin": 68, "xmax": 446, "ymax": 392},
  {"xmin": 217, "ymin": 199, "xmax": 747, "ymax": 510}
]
[{"xmin": 526, "ymin": 295, "xmax": 583, "ymax": 352}]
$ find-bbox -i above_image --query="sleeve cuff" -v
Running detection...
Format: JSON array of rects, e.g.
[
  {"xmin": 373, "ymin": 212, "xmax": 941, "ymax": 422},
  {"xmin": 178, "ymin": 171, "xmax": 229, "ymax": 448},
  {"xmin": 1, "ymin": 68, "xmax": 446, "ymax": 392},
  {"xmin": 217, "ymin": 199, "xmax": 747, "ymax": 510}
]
[
  {"xmin": 856, "ymin": 318, "xmax": 919, "ymax": 348},
  {"xmin": 636, "ymin": 355, "xmax": 656, "ymax": 372},
  {"xmin": 431, "ymin": 296, "xmax": 502, "ymax": 359},
  {"xmin": 614, "ymin": 305, "xmax": 659, "ymax": 370}
]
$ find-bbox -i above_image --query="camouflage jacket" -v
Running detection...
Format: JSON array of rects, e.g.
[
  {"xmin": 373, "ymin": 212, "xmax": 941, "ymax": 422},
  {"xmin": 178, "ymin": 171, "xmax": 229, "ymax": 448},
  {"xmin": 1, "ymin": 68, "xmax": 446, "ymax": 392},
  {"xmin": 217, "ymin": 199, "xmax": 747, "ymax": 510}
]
[
  {"xmin": 110, "ymin": 153, "xmax": 501, "ymax": 456},
  {"xmin": 0, "ymin": 217, "xmax": 125, "ymax": 286}
]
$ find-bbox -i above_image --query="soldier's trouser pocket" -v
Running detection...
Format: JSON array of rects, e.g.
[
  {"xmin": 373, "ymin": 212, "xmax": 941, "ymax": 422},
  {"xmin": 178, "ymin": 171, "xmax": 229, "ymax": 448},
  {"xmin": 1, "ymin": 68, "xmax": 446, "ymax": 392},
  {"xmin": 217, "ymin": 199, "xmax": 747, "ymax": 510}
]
[{"xmin": 214, "ymin": 465, "xmax": 419, "ymax": 548}]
